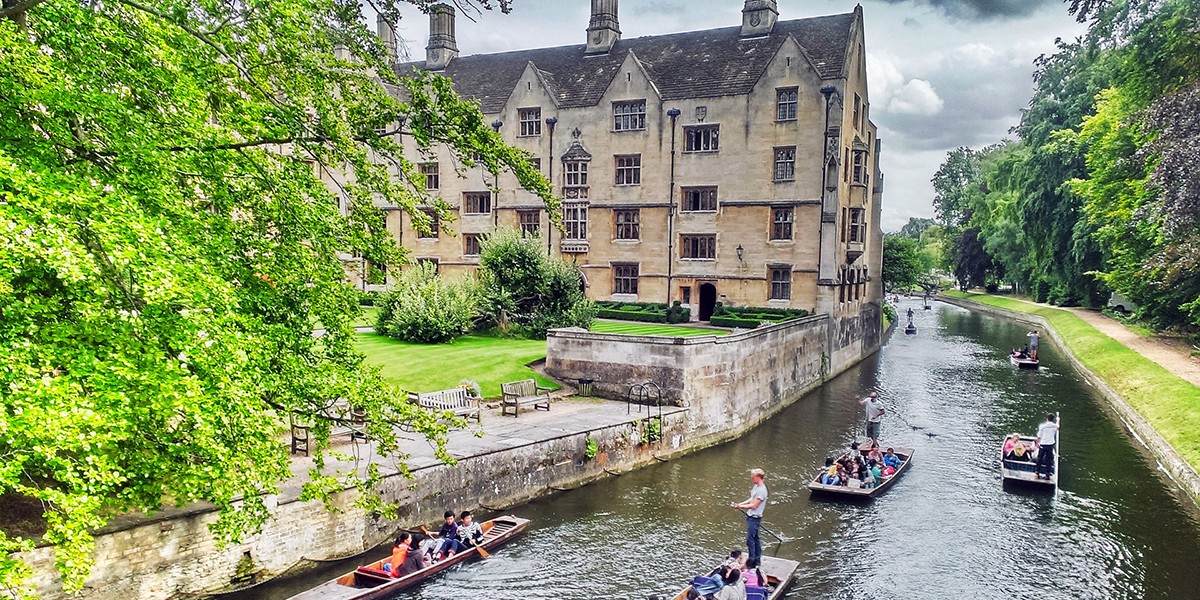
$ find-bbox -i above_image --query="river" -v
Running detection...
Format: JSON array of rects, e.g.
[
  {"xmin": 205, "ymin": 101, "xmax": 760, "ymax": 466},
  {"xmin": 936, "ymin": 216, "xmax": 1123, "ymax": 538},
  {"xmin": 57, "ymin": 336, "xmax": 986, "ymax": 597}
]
[{"xmin": 233, "ymin": 300, "xmax": 1200, "ymax": 600}]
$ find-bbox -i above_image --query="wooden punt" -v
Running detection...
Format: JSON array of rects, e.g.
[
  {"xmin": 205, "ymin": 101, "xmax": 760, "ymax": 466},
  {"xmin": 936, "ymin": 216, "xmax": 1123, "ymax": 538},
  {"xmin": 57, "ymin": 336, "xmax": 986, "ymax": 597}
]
[
  {"xmin": 669, "ymin": 555, "xmax": 800, "ymax": 600},
  {"xmin": 1010, "ymin": 353, "xmax": 1040, "ymax": 369},
  {"xmin": 286, "ymin": 516, "xmax": 530, "ymax": 600},
  {"xmin": 807, "ymin": 446, "xmax": 915, "ymax": 499},
  {"xmin": 1001, "ymin": 432, "xmax": 1059, "ymax": 489}
]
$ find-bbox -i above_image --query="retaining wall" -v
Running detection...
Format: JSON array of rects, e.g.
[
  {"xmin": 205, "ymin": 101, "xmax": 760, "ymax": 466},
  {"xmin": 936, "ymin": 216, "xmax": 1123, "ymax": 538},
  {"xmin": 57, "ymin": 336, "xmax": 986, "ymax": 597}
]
[
  {"xmin": 18, "ymin": 305, "xmax": 884, "ymax": 600},
  {"xmin": 547, "ymin": 307, "xmax": 882, "ymax": 445},
  {"xmin": 939, "ymin": 295, "xmax": 1200, "ymax": 508}
]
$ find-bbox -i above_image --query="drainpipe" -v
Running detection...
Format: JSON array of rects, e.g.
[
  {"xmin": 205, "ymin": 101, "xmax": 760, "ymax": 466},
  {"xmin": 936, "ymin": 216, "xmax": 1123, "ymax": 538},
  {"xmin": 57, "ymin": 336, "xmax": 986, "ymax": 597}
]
[
  {"xmin": 666, "ymin": 107, "xmax": 681, "ymax": 305},
  {"xmin": 491, "ymin": 119, "xmax": 502, "ymax": 228},
  {"xmin": 545, "ymin": 116, "xmax": 557, "ymax": 254}
]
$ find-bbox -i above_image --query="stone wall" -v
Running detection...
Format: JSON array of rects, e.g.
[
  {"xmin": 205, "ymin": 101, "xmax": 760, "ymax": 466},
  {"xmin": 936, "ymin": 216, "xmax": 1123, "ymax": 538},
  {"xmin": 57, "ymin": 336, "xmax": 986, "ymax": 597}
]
[
  {"xmin": 19, "ymin": 308, "xmax": 882, "ymax": 600},
  {"xmin": 19, "ymin": 411, "xmax": 690, "ymax": 600},
  {"xmin": 546, "ymin": 309, "xmax": 879, "ymax": 442}
]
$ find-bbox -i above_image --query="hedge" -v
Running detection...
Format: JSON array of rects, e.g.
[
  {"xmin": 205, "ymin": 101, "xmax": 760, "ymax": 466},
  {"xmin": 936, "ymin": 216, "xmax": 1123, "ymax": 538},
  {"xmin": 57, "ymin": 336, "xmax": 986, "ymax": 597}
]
[
  {"xmin": 597, "ymin": 308, "xmax": 669, "ymax": 323},
  {"xmin": 596, "ymin": 301, "xmax": 690, "ymax": 324}
]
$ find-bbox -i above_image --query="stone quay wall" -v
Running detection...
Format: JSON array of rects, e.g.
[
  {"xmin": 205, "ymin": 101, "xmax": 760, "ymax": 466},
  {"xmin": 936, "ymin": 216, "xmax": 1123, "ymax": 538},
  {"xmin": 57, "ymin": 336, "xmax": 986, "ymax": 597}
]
[
  {"xmin": 20, "ymin": 410, "xmax": 692, "ymax": 600},
  {"xmin": 546, "ymin": 307, "xmax": 882, "ymax": 445},
  {"xmin": 18, "ymin": 305, "xmax": 883, "ymax": 600}
]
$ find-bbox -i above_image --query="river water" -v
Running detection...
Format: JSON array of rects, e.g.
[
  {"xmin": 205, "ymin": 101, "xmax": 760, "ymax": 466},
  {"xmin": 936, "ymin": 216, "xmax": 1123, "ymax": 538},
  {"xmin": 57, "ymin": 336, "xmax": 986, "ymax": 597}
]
[{"xmin": 234, "ymin": 300, "xmax": 1200, "ymax": 600}]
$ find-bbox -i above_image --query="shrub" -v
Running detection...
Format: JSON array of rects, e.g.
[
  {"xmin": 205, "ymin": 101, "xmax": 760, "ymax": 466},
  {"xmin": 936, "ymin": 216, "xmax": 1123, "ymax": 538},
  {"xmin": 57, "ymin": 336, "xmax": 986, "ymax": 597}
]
[
  {"xmin": 376, "ymin": 262, "xmax": 478, "ymax": 343},
  {"xmin": 478, "ymin": 228, "xmax": 596, "ymax": 337},
  {"xmin": 359, "ymin": 291, "xmax": 381, "ymax": 306},
  {"xmin": 666, "ymin": 301, "xmax": 691, "ymax": 324},
  {"xmin": 710, "ymin": 315, "xmax": 768, "ymax": 328}
]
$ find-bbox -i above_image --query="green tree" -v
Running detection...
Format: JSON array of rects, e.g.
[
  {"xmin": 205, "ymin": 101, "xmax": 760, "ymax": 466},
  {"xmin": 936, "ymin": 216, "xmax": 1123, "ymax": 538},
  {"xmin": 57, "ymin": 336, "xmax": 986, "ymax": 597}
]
[
  {"xmin": 931, "ymin": 147, "xmax": 981, "ymax": 229},
  {"xmin": 882, "ymin": 235, "xmax": 924, "ymax": 292},
  {"xmin": 897, "ymin": 217, "xmax": 936, "ymax": 240},
  {"xmin": 477, "ymin": 229, "xmax": 597, "ymax": 338},
  {"xmin": 0, "ymin": 0, "xmax": 551, "ymax": 593}
]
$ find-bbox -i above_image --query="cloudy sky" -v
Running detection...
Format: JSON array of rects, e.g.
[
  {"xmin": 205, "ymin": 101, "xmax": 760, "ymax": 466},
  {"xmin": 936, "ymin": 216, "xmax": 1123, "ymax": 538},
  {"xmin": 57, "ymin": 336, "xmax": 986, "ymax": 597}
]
[{"xmin": 391, "ymin": 0, "xmax": 1087, "ymax": 231}]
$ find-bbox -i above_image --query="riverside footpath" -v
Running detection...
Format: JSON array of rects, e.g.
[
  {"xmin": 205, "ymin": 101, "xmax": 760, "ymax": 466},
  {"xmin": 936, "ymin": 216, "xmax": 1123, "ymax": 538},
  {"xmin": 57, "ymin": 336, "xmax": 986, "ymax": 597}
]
[{"xmin": 941, "ymin": 291, "xmax": 1200, "ymax": 506}]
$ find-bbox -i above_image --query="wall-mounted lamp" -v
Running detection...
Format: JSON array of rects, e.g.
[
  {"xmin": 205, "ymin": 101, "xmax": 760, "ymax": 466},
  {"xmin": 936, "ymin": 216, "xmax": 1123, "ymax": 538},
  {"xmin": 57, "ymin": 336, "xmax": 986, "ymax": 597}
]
[
  {"xmin": 491, "ymin": 119, "xmax": 503, "ymax": 132},
  {"xmin": 736, "ymin": 244, "xmax": 744, "ymax": 262}
]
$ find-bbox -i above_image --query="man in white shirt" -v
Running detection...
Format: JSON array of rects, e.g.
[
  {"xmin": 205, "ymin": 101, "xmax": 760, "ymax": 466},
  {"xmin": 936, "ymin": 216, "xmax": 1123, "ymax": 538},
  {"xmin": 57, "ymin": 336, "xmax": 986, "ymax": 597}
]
[
  {"xmin": 1035, "ymin": 413, "xmax": 1059, "ymax": 479},
  {"xmin": 730, "ymin": 468, "xmax": 768, "ymax": 564},
  {"xmin": 859, "ymin": 392, "xmax": 886, "ymax": 445}
]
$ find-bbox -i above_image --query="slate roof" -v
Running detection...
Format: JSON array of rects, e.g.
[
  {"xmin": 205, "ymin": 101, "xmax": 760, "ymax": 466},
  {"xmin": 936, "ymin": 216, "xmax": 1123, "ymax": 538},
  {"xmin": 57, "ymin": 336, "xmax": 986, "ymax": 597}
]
[{"xmin": 394, "ymin": 12, "xmax": 856, "ymax": 114}]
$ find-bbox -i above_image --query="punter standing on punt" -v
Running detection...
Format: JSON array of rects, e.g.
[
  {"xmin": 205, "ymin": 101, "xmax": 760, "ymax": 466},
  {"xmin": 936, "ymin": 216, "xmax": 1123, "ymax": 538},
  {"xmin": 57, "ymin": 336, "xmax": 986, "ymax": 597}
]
[
  {"xmin": 731, "ymin": 468, "xmax": 768, "ymax": 563},
  {"xmin": 859, "ymin": 391, "xmax": 886, "ymax": 445}
]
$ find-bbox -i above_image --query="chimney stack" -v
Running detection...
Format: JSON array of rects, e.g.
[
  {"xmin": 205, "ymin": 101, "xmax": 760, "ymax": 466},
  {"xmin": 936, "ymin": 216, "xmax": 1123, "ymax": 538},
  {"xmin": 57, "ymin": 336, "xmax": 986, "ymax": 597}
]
[
  {"xmin": 377, "ymin": 14, "xmax": 397, "ymax": 64},
  {"xmin": 585, "ymin": 0, "xmax": 620, "ymax": 55},
  {"xmin": 425, "ymin": 3, "xmax": 458, "ymax": 70},
  {"xmin": 741, "ymin": 0, "xmax": 778, "ymax": 37}
]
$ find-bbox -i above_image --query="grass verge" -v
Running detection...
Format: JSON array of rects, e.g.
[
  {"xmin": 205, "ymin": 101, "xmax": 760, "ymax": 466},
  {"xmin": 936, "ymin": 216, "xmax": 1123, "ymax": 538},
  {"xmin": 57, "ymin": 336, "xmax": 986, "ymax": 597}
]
[
  {"xmin": 355, "ymin": 333, "xmax": 554, "ymax": 398},
  {"xmin": 944, "ymin": 290, "xmax": 1200, "ymax": 470}
]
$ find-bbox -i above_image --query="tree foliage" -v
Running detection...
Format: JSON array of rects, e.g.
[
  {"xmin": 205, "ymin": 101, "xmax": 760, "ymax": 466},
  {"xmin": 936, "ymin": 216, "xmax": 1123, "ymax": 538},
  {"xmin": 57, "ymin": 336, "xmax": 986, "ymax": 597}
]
[
  {"xmin": 881, "ymin": 235, "xmax": 925, "ymax": 292},
  {"xmin": 930, "ymin": 0, "xmax": 1200, "ymax": 325},
  {"xmin": 376, "ymin": 263, "xmax": 479, "ymax": 343},
  {"xmin": 0, "ymin": 0, "xmax": 555, "ymax": 593},
  {"xmin": 477, "ymin": 229, "xmax": 597, "ymax": 338}
]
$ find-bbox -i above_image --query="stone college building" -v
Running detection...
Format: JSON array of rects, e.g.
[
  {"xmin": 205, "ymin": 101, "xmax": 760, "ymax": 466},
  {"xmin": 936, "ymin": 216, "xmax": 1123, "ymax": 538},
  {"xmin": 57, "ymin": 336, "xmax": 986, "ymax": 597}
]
[{"xmin": 364, "ymin": 0, "xmax": 884, "ymax": 323}]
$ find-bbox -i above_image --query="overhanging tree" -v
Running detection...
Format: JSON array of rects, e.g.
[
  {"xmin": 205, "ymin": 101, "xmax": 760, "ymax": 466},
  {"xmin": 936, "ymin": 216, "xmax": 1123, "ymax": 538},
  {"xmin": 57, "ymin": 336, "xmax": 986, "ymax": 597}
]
[{"xmin": 0, "ymin": 0, "xmax": 552, "ymax": 594}]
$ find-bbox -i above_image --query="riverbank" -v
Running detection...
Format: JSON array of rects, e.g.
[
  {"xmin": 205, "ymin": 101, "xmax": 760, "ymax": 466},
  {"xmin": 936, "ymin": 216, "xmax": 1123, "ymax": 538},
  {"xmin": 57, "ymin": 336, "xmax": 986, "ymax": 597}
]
[
  {"xmin": 17, "ymin": 307, "xmax": 882, "ymax": 600},
  {"xmin": 941, "ymin": 291, "xmax": 1200, "ymax": 506}
]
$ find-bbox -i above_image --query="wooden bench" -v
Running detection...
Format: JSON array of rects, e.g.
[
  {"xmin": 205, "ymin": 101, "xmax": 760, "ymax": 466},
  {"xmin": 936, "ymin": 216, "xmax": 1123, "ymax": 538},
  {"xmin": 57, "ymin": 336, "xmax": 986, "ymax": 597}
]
[
  {"xmin": 501, "ymin": 379, "xmax": 552, "ymax": 417},
  {"xmin": 409, "ymin": 387, "xmax": 481, "ymax": 424},
  {"xmin": 289, "ymin": 400, "xmax": 366, "ymax": 456}
]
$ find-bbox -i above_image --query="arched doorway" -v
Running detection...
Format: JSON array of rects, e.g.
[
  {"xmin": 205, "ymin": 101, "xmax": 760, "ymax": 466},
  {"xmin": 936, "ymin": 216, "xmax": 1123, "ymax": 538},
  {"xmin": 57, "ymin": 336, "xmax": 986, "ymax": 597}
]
[{"xmin": 698, "ymin": 282, "xmax": 717, "ymax": 321}]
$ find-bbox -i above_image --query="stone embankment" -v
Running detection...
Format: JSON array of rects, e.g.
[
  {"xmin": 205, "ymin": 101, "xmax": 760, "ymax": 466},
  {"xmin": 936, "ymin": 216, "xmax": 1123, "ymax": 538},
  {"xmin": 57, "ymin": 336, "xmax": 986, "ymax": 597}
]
[{"xmin": 19, "ymin": 307, "xmax": 882, "ymax": 600}]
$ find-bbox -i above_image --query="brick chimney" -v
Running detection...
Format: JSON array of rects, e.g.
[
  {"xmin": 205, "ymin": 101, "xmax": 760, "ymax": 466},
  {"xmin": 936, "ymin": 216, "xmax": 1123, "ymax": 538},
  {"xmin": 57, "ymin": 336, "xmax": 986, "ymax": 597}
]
[
  {"xmin": 377, "ymin": 14, "xmax": 397, "ymax": 64},
  {"xmin": 425, "ymin": 3, "xmax": 458, "ymax": 70},
  {"xmin": 585, "ymin": 0, "xmax": 620, "ymax": 55},
  {"xmin": 741, "ymin": 0, "xmax": 778, "ymax": 37}
]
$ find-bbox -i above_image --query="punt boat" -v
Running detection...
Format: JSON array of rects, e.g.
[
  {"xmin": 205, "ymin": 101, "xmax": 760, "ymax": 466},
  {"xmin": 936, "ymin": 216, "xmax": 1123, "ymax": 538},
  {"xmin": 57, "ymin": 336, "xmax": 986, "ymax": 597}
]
[
  {"xmin": 807, "ymin": 445, "xmax": 915, "ymax": 499},
  {"xmin": 286, "ymin": 515, "xmax": 530, "ymax": 600},
  {"xmin": 1010, "ymin": 352, "xmax": 1040, "ymax": 369},
  {"xmin": 1001, "ymin": 419, "xmax": 1059, "ymax": 489},
  {"xmin": 669, "ymin": 555, "xmax": 800, "ymax": 600}
]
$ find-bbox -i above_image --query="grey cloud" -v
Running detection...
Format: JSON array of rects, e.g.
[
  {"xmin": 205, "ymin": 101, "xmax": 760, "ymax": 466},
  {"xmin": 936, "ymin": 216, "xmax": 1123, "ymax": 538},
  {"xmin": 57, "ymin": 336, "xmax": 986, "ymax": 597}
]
[{"xmin": 871, "ymin": 0, "xmax": 1062, "ymax": 20}]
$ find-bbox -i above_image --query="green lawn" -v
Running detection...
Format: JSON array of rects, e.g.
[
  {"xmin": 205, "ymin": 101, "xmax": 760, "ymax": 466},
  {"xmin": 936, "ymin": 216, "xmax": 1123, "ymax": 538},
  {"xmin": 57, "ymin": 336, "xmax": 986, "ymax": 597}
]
[
  {"xmin": 352, "ymin": 306, "xmax": 380, "ymax": 328},
  {"xmin": 356, "ymin": 333, "xmax": 555, "ymax": 398},
  {"xmin": 589, "ymin": 320, "xmax": 728, "ymax": 337},
  {"xmin": 944, "ymin": 290, "xmax": 1200, "ymax": 470}
]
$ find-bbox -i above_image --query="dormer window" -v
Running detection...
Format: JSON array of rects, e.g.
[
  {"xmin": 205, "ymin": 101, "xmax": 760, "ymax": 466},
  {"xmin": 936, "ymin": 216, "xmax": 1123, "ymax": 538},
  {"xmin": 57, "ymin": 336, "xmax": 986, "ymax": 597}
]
[{"xmin": 564, "ymin": 161, "xmax": 588, "ymax": 187}]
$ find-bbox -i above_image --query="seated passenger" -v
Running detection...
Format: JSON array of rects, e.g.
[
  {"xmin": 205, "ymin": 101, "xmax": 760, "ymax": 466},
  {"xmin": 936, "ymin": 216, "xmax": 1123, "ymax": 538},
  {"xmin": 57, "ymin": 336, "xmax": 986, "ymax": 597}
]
[
  {"xmin": 1007, "ymin": 441, "xmax": 1033, "ymax": 462},
  {"xmin": 861, "ymin": 466, "xmax": 878, "ymax": 489},
  {"xmin": 399, "ymin": 540, "xmax": 430, "ymax": 576},
  {"xmin": 457, "ymin": 511, "xmax": 485, "ymax": 549},
  {"xmin": 883, "ymin": 448, "xmax": 902, "ymax": 470},
  {"xmin": 715, "ymin": 569, "xmax": 747, "ymax": 600},
  {"xmin": 742, "ymin": 558, "xmax": 765, "ymax": 588},
  {"xmin": 848, "ymin": 442, "xmax": 862, "ymax": 461},
  {"xmin": 430, "ymin": 510, "xmax": 467, "ymax": 558},
  {"xmin": 720, "ymin": 549, "xmax": 745, "ymax": 570},
  {"xmin": 820, "ymin": 458, "xmax": 839, "ymax": 485},
  {"xmin": 386, "ymin": 533, "xmax": 412, "ymax": 577},
  {"xmin": 688, "ymin": 566, "xmax": 729, "ymax": 600},
  {"xmin": 1002, "ymin": 433, "xmax": 1020, "ymax": 455}
]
